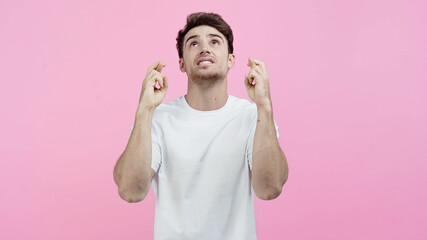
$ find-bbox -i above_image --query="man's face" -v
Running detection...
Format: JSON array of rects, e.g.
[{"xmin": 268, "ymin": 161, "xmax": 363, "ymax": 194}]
[{"xmin": 179, "ymin": 25, "xmax": 235, "ymax": 83}]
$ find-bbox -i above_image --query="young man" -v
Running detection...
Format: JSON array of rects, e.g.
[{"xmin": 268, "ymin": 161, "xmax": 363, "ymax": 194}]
[{"xmin": 114, "ymin": 12, "xmax": 289, "ymax": 239}]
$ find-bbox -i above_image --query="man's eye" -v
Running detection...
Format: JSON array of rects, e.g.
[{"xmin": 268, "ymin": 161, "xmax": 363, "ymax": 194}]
[
  {"xmin": 191, "ymin": 42, "xmax": 198, "ymax": 47},
  {"xmin": 212, "ymin": 40, "xmax": 219, "ymax": 45}
]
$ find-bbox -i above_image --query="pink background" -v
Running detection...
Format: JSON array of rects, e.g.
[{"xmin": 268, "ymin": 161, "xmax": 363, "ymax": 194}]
[{"xmin": 1, "ymin": 0, "xmax": 426, "ymax": 239}]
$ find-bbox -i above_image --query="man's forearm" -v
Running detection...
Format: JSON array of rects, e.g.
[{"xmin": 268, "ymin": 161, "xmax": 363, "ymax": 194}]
[
  {"xmin": 251, "ymin": 104, "xmax": 288, "ymax": 200},
  {"xmin": 114, "ymin": 106, "xmax": 155, "ymax": 202}
]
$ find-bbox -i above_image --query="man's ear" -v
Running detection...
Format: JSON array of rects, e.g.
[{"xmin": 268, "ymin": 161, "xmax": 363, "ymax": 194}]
[
  {"xmin": 179, "ymin": 58, "xmax": 186, "ymax": 73},
  {"xmin": 228, "ymin": 53, "xmax": 236, "ymax": 69}
]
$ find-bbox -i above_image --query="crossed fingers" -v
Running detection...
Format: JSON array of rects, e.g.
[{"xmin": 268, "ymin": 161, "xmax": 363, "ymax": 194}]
[
  {"xmin": 247, "ymin": 58, "xmax": 266, "ymax": 74},
  {"xmin": 146, "ymin": 61, "xmax": 166, "ymax": 88}
]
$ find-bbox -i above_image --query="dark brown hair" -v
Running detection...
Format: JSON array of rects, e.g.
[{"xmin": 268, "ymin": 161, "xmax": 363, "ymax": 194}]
[{"xmin": 176, "ymin": 12, "xmax": 234, "ymax": 58}]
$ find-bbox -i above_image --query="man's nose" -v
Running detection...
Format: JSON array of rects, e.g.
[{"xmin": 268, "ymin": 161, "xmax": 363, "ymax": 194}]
[
  {"xmin": 200, "ymin": 47, "xmax": 210, "ymax": 55},
  {"xmin": 200, "ymin": 42, "xmax": 211, "ymax": 54}
]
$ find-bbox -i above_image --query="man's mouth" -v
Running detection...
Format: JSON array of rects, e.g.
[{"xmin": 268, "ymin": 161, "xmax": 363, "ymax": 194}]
[
  {"xmin": 199, "ymin": 61, "xmax": 213, "ymax": 66},
  {"xmin": 197, "ymin": 57, "xmax": 215, "ymax": 66}
]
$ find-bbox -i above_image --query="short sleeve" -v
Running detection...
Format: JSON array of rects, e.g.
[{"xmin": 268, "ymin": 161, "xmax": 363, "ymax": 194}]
[
  {"xmin": 129, "ymin": 124, "xmax": 162, "ymax": 173},
  {"xmin": 246, "ymin": 118, "xmax": 279, "ymax": 171}
]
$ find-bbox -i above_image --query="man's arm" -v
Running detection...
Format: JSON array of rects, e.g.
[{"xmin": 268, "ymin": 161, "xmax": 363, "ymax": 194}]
[
  {"xmin": 114, "ymin": 61, "xmax": 168, "ymax": 203},
  {"xmin": 251, "ymin": 104, "xmax": 289, "ymax": 200},
  {"xmin": 243, "ymin": 57, "xmax": 289, "ymax": 201},
  {"xmin": 114, "ymin": 107, "xmax": 156, "ymax": 203}
]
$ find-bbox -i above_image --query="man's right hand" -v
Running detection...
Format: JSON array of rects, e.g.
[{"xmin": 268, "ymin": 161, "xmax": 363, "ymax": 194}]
[{"xmin": 139, "ymin": 61, "xmax": 168, "ymax": 110}]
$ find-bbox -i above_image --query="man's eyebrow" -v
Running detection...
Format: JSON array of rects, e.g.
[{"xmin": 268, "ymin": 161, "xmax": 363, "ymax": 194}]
[
  {"xmin": 185, "ymin": 34, "xmax": 224, "ymax": 45},
  {"xmin": 208, "ymin": 34, "xmax": 224, "ymax": 42}
]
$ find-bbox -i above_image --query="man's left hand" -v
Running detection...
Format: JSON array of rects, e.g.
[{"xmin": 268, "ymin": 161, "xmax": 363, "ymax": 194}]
[{"xmin": 244, "ymin": 57, "xmax": 273, "ymax": 109}]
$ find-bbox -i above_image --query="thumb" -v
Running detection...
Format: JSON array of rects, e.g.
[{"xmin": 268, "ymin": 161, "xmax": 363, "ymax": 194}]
[
  {"xmin": 244, "ymin": 74, "xmax": 251, "ymax": 90},
  {"xmin": 161, "ymin": 76, "xmax": 168, "ymax": 92}
]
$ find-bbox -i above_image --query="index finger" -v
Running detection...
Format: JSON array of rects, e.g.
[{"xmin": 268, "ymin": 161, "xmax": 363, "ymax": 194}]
[
  {"xmin": 154, "ymin": 61, "xmax": 166, "ymax": 73},
  {"xmin": 148, "ymin": 61, "xmax": 166, "ymax": 73},
  {"xmin": 247, "ymin": 57, "xmax": 255, "ymax": 68},
  {"xmin": 249, "ymin": 58, "xmax": 266, "ymax": 72}
]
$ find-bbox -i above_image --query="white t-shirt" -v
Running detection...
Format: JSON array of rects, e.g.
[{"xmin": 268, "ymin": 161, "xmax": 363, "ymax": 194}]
[{"xmin": 130, "ymin": 94, "xmax": 279, "ymax": 240}]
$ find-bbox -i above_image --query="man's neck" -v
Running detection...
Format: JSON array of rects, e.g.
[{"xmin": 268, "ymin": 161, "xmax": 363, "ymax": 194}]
[{"xmin": 185, "ymin": 77, "xmax": 228, "ymax": 111}]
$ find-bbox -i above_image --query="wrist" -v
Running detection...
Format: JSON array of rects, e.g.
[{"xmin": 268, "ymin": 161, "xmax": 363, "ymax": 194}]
[
  {"xmin": 256, "ymin": 100, "xmax": 273, "ymax": 113},
  {"xmin": 136, "ymin": 104, "xmax": 155, "ymax": 117}
]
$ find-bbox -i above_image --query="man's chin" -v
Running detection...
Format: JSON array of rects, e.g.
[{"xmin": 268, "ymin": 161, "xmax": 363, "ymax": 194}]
[{"xmin": 191, "ymin": 72, "xmax": 225, "ymax": 82}]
